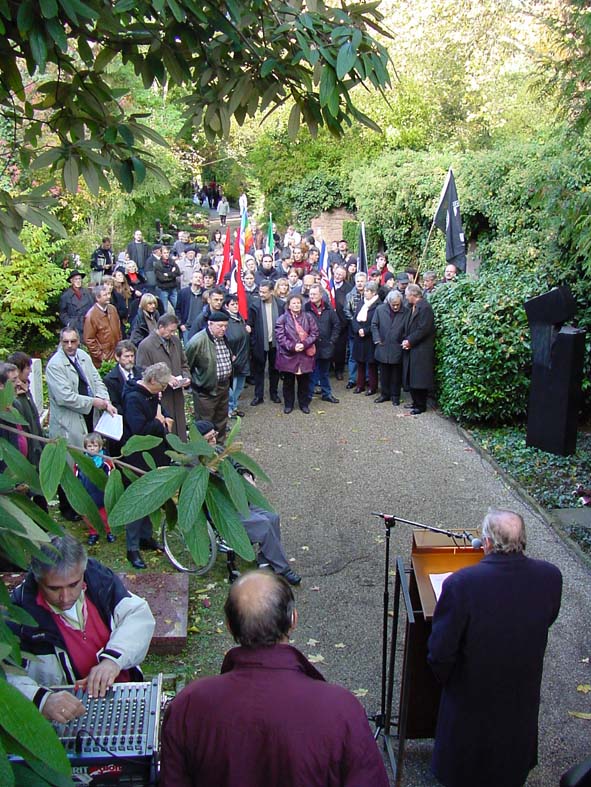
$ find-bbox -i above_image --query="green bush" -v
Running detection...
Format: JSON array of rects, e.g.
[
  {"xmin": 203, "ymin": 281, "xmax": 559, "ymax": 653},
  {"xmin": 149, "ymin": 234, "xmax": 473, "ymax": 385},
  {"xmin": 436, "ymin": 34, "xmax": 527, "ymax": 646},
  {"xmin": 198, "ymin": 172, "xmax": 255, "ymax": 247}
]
[{"xmin": 431, "ymin": 265, "xmax": 540, "ymax": 424}]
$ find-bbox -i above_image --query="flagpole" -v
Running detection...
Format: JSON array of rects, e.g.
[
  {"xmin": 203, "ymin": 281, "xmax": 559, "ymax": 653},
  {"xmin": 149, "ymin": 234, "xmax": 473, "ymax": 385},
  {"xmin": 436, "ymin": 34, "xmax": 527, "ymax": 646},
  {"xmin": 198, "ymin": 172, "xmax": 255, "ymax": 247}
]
[{"xmin": 415, "ymin": 220, "xmax": 437, "ymax": 283}]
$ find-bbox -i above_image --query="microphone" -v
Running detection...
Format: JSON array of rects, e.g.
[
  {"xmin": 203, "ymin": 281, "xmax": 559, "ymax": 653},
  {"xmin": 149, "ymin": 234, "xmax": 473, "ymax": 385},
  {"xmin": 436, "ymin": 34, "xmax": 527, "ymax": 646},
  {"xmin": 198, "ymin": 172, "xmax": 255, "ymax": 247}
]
[{"xmin": 471, "ymin": 537, "xmax": 483, "ymax": 549}]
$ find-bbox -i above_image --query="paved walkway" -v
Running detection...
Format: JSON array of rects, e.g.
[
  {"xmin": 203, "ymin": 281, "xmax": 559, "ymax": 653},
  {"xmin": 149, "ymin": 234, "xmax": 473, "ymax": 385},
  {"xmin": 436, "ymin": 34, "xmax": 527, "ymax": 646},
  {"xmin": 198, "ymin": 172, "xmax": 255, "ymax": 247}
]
[{"xmin": 238, "ymin": 382, "xmax": 591, "ymax": 785}]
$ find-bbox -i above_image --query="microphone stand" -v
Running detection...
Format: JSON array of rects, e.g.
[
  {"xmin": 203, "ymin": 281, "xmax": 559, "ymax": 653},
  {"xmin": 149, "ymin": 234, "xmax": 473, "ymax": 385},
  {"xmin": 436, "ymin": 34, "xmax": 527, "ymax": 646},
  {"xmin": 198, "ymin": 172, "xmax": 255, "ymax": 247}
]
[{"xmin": 371, "ymin": 513, "xmax": 481, "ymax": 785}]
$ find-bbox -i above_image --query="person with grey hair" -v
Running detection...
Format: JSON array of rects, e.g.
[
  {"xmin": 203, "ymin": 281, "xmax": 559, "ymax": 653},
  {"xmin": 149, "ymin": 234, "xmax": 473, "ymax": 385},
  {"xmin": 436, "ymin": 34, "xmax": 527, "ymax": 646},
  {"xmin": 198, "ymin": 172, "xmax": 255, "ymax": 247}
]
[
  {"xmin": 351, "ymin": 281, "xmax": 380, "ymax": 394},
  {"xmin": 422, "ymin": 270, "xmax": 438, "ymax": 298},
  {"xmin": 7, "ymin": 534, "xmax": 155, "ymax": 723},
  {"xmin": 121, "ymin": 361, "xmax": 173, "ymax": 567},
  {"xmin": 83, "ymin": 283, "xmax": 122, "ymax": 369},
  {"xmin": 343, "ymin": 271, "xmax": 367, "ymax": 388},
  {"xmin": 401, "ymin": 282, "xmax": 435, "ymax": 415},
  {"xmin": 428, "ymin": 509, "xmax": 562, "ymax": 787},
  {"xmin": 371, "ymin": 288, "xmax": 407, "ymax": 406},
  {"xmin": 160, "ymin": 571, "xmax": 389, "ymax": 787}
]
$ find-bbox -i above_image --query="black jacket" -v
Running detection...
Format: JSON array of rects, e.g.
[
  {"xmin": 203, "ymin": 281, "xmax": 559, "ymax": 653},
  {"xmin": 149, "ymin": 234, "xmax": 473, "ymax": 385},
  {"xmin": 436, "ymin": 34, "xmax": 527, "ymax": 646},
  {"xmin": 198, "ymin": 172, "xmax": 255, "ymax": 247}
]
[
  {"xmin": 304, "ymin": 301, "xmax": 340, "ymax": 360},
  {"xmin": 224, "ymin": 312, "xmax": 250, "ymax": 376},
  {"xmin": 122, "ymin": 378, "xmax": 170, "ymax": 469}
]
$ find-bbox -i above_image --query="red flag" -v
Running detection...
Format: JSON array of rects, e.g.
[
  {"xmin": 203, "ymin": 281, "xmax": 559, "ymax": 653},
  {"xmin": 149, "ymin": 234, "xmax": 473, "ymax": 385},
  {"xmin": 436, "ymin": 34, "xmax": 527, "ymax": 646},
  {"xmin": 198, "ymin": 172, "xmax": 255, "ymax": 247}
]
[
  {"xmin": 217, "ymin": 229, "xmax": 232, "ymax": 284},
  {"xmin": 234, "ymin": 242, "xmax": 248, "ymax": 319}
]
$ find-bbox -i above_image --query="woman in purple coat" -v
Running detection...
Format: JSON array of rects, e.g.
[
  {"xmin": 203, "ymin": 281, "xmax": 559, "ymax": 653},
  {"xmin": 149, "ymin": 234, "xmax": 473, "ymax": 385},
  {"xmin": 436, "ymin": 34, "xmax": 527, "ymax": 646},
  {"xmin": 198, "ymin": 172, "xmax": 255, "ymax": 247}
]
[{"xmin": 275, "ymin": 293, "xmax": 319, "ymax": 415}]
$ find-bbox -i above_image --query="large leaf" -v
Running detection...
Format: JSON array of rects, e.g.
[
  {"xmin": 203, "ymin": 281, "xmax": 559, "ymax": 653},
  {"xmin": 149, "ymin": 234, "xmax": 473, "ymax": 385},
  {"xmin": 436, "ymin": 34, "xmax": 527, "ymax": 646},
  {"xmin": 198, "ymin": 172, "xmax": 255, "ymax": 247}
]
[
  {"xmin": 121, "ymin": 435, "xmax": 163, "ymax": 456},
  {"xmin": 336, "ymin": 41, "xmax": 356, "ymax": 80},
  {"xmin": 69, "ymin": 448, "xmax": 107, "ymax": 491},
  {"xmin": 166, "ymin": 432, "xmax": 214, "ymax": 459},
  {"xmin": 9, "ymin": 494, "xmax": 63, "ymax": 536},
  {"xmin": 243, "ymin": 479, "xmax": 276, "ymax": 514},
  {"xmin": 0, "ymin": 679, "xmax": 70, "ymax": 776},
  {"xmin": 108, "ymin": 466, "xmax": 187, "ymax": 527},
  {"xmin": 228, "ymin": 450, "xmax": 271, "ymax": 485},
  {"xmin": 0, "ymin": 735, "xmax": 13, "ymax": 787},
  {"xmin": 104, "ymin": 468, "xmax": 124, "ymax": 518},
  {"xmin": 39, "ymin": 439, "xmax": 67, "ymax": 502},
  {"xmin": 187, "ymin": 423, "xmax": 217, "ymax": 457},
  {"xmin": 59, "ymin": 464, "xmax": 104, "ymax": 533},
  {"xmin": 219, "ymin": 459, "xmax": 250, "ymax": 517},
  {"xmin": 0, "ymin": 497, "xmax": 53, "ymax": 543},
  {"xmin": 177, "ymin": 463, "xmax": 209, "ymax": 534},
  {"xmin": 175, "ymin": 506, "xmax": 212, "ymax": 565},
  {"xmin": 0, "ymin": 440, "xmax": 42, "ymax": 495},
  {"xmin": 205, "ymin": 482, "xmax": 254, "ymax": 561}
]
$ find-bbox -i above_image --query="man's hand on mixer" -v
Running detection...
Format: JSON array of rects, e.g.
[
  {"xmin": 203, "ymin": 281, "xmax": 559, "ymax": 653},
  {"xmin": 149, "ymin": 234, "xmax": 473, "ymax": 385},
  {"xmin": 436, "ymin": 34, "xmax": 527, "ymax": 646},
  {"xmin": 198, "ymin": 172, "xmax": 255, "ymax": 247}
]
[
  {"xmin": 43, "ymin": 690, "xmax": 86, "ymax": 723},
  {"xmin": 83, "ymin": 659, "xmax": 121, "ymax": 698}
]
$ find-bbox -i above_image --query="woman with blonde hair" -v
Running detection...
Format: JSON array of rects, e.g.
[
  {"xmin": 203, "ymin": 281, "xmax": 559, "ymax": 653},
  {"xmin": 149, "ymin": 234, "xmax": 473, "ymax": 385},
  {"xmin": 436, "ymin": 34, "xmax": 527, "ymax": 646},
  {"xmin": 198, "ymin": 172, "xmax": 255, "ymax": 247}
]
[
  {"xmin": 273, "ymin": 278, "xmax": 290, "ymax": 303},
  {"xmin": 129, "ymin": 293, "xmax": 160, "ymax": 346}
]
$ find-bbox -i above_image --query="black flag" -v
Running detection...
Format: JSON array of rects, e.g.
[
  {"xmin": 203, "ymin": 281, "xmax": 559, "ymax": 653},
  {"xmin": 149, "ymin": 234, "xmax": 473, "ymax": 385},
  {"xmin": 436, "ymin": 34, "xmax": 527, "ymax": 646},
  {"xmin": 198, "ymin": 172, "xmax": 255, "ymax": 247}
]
[
  {"xmin": 433, "ymin": 168, "xmax": 466, "ymax": 272},
  {"xmin": 357, "ymin": 220, "xmax": 368, "ymax": 274}
]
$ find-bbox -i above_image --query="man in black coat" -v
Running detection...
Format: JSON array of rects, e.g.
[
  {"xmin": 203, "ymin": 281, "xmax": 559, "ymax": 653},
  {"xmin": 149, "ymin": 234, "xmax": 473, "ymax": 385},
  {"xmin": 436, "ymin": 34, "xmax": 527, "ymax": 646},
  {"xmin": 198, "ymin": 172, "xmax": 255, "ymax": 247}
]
[
  {"xmin": 175, "ymin": 270, "xmax": 204, "ymax": 345},
  {"xmin": 371, "ymin": 290, "xmax": 407, "ymax": 406},
  {"xmin": 126, "ymin": 230, "xmax": 152, "ymax": 278},
  {"xmin": 331, "ymin": 265, "xmax": 352, "ymax": 380},
  {"xmin": 305, "ymin": 285, "xmax": 340, "ymax": 403},
  {"xmin": 428, "ymin": 509, "xmax": 562, "ymax": 787},
  {"xmin": 401, "ymin": 283, "xmax": 435, "ymax": 415},
  {"xmin": 247, "ymin": 280, "xmax": 284, "ymax": 406},
  {"xmin": 59, "ymin": 271, "xmax": 95, "ymax": 337},
  {"xmin": 103, "ymin": 339, "xmax": 143, "ymax": 453}
]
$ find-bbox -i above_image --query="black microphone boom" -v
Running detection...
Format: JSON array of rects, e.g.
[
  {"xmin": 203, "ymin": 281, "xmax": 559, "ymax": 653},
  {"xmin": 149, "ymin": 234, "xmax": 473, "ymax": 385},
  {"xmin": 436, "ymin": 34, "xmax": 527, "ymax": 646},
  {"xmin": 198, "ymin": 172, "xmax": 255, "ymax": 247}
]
[{"xmin": 372, "ymin": 512, "xmax": 482, "ymax": 548}]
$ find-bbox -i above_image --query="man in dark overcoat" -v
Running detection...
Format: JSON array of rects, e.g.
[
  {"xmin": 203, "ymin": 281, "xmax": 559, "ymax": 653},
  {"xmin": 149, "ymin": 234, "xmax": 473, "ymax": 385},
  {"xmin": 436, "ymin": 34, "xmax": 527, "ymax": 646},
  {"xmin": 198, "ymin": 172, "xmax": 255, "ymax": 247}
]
[
  {"xmin": 371, "ymin": 289, "xmax": 407, "ymax": 406},
  {"xmin": 136, "ymin": 314, "xmax": 190, "ymax": 440},
  {"xmin": 401, "ymin": 283, "xmax": 435, "ymax": 414},
  {"xmin": 247, "ymin": 280, "xmax": 284, "ymax": 405},
  {"xmin": 428, "ymin": 509, "xmax": 562, "ymax": 787}
]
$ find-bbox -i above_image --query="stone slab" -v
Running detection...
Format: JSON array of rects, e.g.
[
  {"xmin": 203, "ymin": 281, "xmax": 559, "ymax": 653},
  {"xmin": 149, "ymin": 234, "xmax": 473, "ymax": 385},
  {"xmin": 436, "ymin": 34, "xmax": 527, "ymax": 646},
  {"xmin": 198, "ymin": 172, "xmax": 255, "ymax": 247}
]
[
  {"xmin": 551, "ymin": 507, "xmax": 591, "ymax": 529},
  {"xmin": 1, "ymin": 571, "xmax": 189, "ymax": 656}
]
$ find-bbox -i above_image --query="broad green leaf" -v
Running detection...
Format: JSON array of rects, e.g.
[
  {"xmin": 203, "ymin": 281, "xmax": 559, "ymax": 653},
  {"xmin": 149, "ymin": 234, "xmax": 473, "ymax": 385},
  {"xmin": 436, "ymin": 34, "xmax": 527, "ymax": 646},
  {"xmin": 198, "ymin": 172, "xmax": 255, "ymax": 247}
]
[
  {"xmin": 229, "ymin": 450, "xmax": 271, "ymax": 485},
  {"xmin": 0, "ymin": 735, "xmax": 14, "ymax": 787},
  {"xmin": 16, "ymin": 0, "xmax": 34, "ymax": 34},
  {"xmin": 29, "ymin": 29, "xmax": 48, "ymax": 71},
  {"xmin": 9, "ymin": 494, "xmax": 62, "ymax": 536},
  {"xmin": 219, "ymin": 459, "xmax": 249, "ymax": 517},
  {"xmin": 62, "ymin": 156, "xmax": 79, "ymax": 193},
  {"xmin": 243, "ymin": 479, "xmax": 276, "ymax": 514},
  {"xmin": 59, "ymin": 464, "xmax": 104, "ymax": 533},
  {"xmin": 177, "ymin": 464, "xmax": 209, "ymax": 535},
  {"xmin": 70, "ymin": 448, "xmax": 107, "ymax": 491},
  {"xmin": 0, "ymin": 495, "xmax": 59, "ymax": 540},
  {"xmin": 205, "ymin": 482, "xmax": 254, "ymax": 561},
  {"xmin": 39, "ymin": 439, "xmax": 67, "ymax": 501},
  {"xmin": 81, "ymin": 161, "xmax": 100, "ymax": 196},
  {"xmin": 0, "ymin": 439, "xmax": 42, "ymax": 494},
  {"xmin": 0, "ymin": 680, "xmax": 70, "ymax": 775},
  {"xmin": 109, "ymin": 466, "xmax": 187, "ymax": 527},
  {"xmin": 288, "ymin": 103, "xmax": 301, "ymax": 140},
  {"xmin": 336, "ymin": 41, "xmax": 356, "ymax": 80},
  {"xmin": 39, "ymin": 0, "xmax": 58, "ymax": 18},
  {"xmin": 186, "ymin": 424, "xmax": 216, "ymax": 457},
  {"xmin": 104, "ymin": 469, "xmax": 124, "ymax": 519},
  {"xmin": 224, "ymin": 415, "xmax": 241, "ymax": 448},
  {"xmin": 121, "ymin": 434, "xmax": 162, "ymax": 456},
  {"xmin": 142, "ymin": 451, "xmax": 157, "ymax": 471},
  {"xmin": 176, "ymin": 506, "xmax": 211, "ymax": 565}
]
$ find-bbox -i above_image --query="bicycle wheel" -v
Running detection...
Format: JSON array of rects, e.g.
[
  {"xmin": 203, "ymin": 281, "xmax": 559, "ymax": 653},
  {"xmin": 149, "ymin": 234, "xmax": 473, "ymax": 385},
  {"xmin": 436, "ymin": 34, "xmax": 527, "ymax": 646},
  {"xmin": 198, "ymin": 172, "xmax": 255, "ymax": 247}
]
[{"xmin": 161, "ymin": 516, "xmax": 218, "ymax": 574}]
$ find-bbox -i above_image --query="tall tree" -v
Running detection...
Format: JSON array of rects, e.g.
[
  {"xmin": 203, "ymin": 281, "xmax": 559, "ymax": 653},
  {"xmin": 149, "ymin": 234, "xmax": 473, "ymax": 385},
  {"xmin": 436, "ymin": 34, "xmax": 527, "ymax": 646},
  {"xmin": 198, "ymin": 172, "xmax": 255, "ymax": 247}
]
[{"xmin": 0, "ymin": 0, "xmax": 392, "ymax": 255}]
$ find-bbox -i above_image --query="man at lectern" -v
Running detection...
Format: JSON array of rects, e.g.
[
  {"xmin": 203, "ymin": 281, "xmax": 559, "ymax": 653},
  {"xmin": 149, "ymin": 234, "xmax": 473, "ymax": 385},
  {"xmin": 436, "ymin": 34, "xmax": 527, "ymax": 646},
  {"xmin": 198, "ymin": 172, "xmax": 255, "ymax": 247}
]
[
  {"xmin": 7, "ymin": 534, "xmax": 155, "ymax": 724},
  {"xmin": 428, "ymin": 509, "xmax": 562, "ymax": 787}
]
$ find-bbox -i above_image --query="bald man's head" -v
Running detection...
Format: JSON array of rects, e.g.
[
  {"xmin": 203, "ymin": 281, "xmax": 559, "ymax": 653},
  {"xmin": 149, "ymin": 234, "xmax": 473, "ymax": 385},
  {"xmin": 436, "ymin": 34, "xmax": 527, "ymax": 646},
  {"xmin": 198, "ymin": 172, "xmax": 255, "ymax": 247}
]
[{"xmin": 224, "ymin": 571, "xmax": 296, "ymax": 648}]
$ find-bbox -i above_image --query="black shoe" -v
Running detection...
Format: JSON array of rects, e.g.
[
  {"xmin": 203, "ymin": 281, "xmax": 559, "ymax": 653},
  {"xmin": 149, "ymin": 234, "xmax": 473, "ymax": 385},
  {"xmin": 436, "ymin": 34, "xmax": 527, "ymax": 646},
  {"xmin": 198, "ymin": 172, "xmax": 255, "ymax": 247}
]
[
  {"xmin": 234, "ymin": 409, "xmax": 245, "ymax": 417},
  {"xmin": 140, "ymin": 538, "xmax": 163, "ymax": 551},
  {"xmin": 61, "ymin": 509, "xmax": 81, "ymax": 522},
  {"xmin": 374, "ymin": 395, "xmax": 389, "ymax": 403},
  {"xmin": 87, "ymin": 534, "xmax": 99, "ymax": 546},
  {"xmin": 335, "ymin": 372, "xmax": 344, "ymax": 381},
  {"xmin": 284, "ymin": 406, "xmax": 293, "ymax": 414},
  {"xmin": 106, "ymin": 533, "xmax": 117, "ymax": 543},
  {"xmin": 409, "ymin": 407, "xmax": 425, "ymax": 415},
  {"xmin": 250, "ymin": 397, "xmax": 264, "ymax": 406},
  {"xmin": 392, "ymin": 399, "xmax": 400, "ymax": 406},
  {"xmin": 321, "ymin": 395, "xmax": 339, "ymax": 403},
  {"xmin": 282, "ymin": 569, "xmax": 302, "ymax": 586},
  {"xmin": 353, "ymin": 387, "xmax": 364, "ymax": 394},
  {"xmin": 300, "ymin": 405, "xmax": 310, "ymax": 414},
  {"xmin": 365, "ymin": 389, "xmax": 377, "ymax": 396},
  {"xmin": 270, "ymin": 395, "xmax": 282, "ymax": 404},
  {"xmin": 127, "ymin": 550, "xmax": 146, "ymax": 569},
  {"xmin": 346, "ymin": 381, "xmax": 356, "ymax": 389}
]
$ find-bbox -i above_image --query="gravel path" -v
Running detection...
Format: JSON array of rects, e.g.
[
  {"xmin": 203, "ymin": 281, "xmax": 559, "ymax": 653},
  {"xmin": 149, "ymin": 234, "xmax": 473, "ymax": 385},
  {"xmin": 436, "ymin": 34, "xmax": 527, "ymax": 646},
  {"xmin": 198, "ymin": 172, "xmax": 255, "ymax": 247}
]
[{"xmin": 238, "ymin": 380, "xmax": 591, "ymax": 786}]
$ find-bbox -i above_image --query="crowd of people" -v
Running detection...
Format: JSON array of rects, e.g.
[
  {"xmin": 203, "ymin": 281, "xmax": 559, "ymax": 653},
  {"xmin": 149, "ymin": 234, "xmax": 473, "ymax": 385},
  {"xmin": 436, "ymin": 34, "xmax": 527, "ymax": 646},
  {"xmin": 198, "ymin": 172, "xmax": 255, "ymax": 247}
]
[{"xmin": 1, "ymin": 212, "xmax": 566, "ymax": 787}]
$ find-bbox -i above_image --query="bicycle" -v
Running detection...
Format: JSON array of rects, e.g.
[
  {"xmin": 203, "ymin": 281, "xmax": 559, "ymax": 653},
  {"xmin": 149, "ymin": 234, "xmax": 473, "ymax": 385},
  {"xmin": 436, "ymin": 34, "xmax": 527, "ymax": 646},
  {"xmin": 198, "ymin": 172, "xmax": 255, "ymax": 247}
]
[{"xmin": 161, "ymin": 512, "xmax": 240, "ymax": 582}]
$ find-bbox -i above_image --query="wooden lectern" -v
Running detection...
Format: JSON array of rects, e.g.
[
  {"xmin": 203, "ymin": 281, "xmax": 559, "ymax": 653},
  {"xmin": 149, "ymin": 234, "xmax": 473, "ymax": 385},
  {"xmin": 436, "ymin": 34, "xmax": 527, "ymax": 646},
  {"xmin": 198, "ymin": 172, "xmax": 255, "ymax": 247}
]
[{"xmin": 402, "ymin": 530, "xmax": 483, "ymax": 739}]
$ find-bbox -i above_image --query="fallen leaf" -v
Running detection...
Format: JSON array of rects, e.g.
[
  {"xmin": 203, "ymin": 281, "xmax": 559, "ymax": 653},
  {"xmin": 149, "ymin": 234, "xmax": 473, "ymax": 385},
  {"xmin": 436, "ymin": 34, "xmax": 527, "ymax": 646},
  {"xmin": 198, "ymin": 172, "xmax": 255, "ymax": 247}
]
[
  {"xmin": 568, "ymin": 711, "xmax": 591, "ymax": 720},
  {"xmin": 582, "ymin": 657, "xmax": 590, "ymax": 664},
  {"xmin": 313, "ymin": 467, "xmax": 321, "ymax": 471},
  {"xmin": 289, "ymin": 557, "xmax": 296, "ymax": 562},
  {"xmin": 290, "ymin": 516, "xmax": 299, "ymax": 520},
  {"xmin": 164, "ymin": 618, "xmax": 172, "ymax": 625},
  {"xmin": 307, "ymin": 638, "xmax": 319, "ymax": 646},
  {"xmin": 334, "ymin": 643, "xmax": 345, "ymax": 649},
  {"xmin": 346, "ymin": 481, "xmax": 353, "ymax": 484},
  {"xmin": 301, "ymin": 545, "xmax": 310, "ymax": 551},
  {"xmin": 310, "ymin": 586, "xmax": 320, "ymax": 591},
  {"xmin": 308, "ymin": 654, "xmax": 325, "ymax": 663},
  {"xmin": 216, "ymin": 627, "xmax": 224, "ymax": 634},
  {"xmin": 393, "ymin": 450, "xmax": 403, "ymax": 454},
  {"xmin": 577, "ymin": 684, "xmax": 591, "ymax": 694},
  {"xmin": 316, "ymin": 410, "xmax": 326, "ymax": 414},
  {"xmin": 187, "ymin": 626, "xmax": 199, "ymax": 633},
  {"xmin": 205, "ymin": 583, "xmax": 217, "ymax": 590},
  {"xmin": 352, "ymin": 688, "xmax": 368, "ymax": 698}
]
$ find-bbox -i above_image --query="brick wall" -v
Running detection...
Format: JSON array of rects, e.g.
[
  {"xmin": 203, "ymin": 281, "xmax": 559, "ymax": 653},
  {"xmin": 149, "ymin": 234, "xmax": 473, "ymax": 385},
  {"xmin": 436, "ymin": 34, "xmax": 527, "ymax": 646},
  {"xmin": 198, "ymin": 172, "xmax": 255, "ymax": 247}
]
[{"xmin": 311, "ymin": 208, "xmax": 356, "ymax": 247}]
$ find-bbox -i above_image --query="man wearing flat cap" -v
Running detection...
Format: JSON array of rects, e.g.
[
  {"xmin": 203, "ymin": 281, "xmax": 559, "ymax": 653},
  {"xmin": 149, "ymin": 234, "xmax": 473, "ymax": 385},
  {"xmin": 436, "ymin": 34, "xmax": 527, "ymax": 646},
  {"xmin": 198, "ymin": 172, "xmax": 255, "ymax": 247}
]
[
  {"xmin": 59, "ymin": 271, "xmax": 95, "ymax": 337},
  {"xmin": 186, "ymin": 310, "xmax": 234, "ymax": 438}
]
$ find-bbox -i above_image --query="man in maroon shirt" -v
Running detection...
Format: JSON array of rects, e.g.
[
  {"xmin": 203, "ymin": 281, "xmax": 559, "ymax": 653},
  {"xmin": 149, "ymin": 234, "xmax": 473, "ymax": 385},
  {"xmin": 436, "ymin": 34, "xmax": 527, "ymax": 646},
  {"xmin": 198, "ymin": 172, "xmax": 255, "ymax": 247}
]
[{"xmin": 160, "ymin": 571, "xmax": 389, "ymax": 787}]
